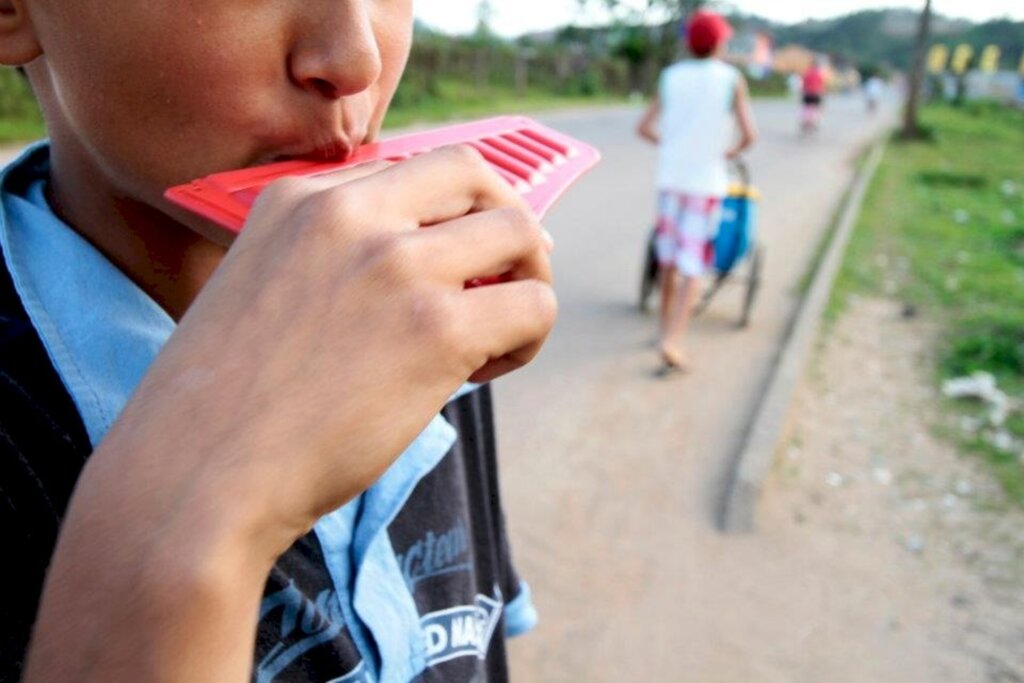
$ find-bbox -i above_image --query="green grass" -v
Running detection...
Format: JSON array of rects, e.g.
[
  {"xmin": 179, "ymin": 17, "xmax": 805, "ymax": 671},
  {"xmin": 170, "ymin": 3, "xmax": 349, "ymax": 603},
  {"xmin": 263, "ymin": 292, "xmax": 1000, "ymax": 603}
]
[
  {"xmin": 384, "ymin": 77, "xmax": 628, "ymax": 130},
  {"xmin": 0, "ymin": 84, "xmax": 624, "ymax": 145},
  {"xmin": 831, "ymin": 102, "xmax": 1024, "ymax": 506},
  {"xmin": 0, "ymin": 67, "xmax": 45, "ymax": 144},
  {"xmin": 0, "ymin": 115, "xmax": 45, "ymax": 144},
  {"xmin": 1, "ymin": 70, "xmax": 775, "ymax": 144}
]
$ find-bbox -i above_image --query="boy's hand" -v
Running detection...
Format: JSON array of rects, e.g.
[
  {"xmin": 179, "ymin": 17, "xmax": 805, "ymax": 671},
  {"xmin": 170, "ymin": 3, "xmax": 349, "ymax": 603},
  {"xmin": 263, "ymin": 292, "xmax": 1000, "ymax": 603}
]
[{"xmin": 97, "ymin": 144, "xmax": 556, "ymax": 549}]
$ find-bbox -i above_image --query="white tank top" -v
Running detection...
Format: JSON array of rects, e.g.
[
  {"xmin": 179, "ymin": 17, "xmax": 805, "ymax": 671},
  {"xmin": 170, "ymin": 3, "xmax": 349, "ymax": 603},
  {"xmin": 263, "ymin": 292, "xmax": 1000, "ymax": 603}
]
[{"xmin": 656, "ymin": 59, "xmax": 739, "ymax": 197}]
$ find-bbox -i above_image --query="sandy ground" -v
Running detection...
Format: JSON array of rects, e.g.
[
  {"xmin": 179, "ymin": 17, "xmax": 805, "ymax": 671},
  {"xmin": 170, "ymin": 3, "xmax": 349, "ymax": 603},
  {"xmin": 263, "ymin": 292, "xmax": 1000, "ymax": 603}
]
[
  {"xmin": 497, "ymin": 99, "xmax": 924, "ymax": 681},
  {"xmin": 759, "ymin": 296, "xmax": 1024, "ymax": 682},
  {"xmin": 504, "ymin": 294, "xmax": 1024, "ymax": 682}
]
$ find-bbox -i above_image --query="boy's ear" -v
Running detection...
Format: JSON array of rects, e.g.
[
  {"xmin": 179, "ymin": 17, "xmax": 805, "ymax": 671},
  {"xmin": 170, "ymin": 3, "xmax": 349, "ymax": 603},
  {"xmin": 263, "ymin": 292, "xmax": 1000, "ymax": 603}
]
[{"xmin": 0, "ymin": 0, "xmax": 42, "ymax": 66}]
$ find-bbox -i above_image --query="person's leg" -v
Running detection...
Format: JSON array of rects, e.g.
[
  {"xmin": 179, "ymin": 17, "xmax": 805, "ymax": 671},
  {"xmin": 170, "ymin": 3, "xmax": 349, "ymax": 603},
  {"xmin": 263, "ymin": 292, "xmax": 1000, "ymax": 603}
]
[
  {"xmin": 654, "ymin": 191, "xmax": 680, "ymax": 342},
  {"xmin": 658, "ymin": 196, "xmax": 716, "ymax": 369},
  {"xmin": 658, "ymin": 264, "xmax": 678, "ymax": 341},
  {"xmin": 659, "ymin": 273, "xmax": 702, "ymax": 369}
]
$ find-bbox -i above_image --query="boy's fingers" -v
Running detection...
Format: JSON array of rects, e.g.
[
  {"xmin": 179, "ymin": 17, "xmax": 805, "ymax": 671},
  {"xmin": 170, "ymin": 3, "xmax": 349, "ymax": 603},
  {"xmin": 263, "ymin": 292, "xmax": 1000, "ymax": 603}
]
[
  {"xmin": 300, "ymin": 159, "xmax": 394, "ymax": 187},
  {"xmin": 356, "ymin": 145, "xmax": 529, "ymax": 226},
  {"xmin": 251, "ymin": 160, "xmax": 394, "ymax": 224},
  {"xmin": 408, "ymin": 207, "xmax": 552, "ymax": 284},
  {"xmin": 458, "ymin": 280, "xmax": 558, "ymax": 384}
]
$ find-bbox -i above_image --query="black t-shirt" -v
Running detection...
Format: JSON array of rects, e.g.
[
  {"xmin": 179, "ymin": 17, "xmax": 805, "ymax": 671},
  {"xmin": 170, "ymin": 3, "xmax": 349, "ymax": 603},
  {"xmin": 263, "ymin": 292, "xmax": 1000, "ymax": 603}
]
[{"xmin": 0, "ymin": 251, "xmax": 525, "ymax": 682}]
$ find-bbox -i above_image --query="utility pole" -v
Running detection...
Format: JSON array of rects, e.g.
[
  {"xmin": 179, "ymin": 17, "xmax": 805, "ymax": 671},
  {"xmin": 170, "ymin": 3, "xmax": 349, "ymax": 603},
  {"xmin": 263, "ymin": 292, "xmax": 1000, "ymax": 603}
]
[{"xmin": 902, "ymin": 0, "xmax": 933, "ymax": 139}]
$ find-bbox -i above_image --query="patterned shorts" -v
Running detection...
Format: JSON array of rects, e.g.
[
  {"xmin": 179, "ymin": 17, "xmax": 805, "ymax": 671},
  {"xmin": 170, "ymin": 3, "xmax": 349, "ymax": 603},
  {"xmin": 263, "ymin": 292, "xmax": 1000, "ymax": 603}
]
[{"xmin": 655, "ymin": 192, "xmax": 723, "ymax": 277}]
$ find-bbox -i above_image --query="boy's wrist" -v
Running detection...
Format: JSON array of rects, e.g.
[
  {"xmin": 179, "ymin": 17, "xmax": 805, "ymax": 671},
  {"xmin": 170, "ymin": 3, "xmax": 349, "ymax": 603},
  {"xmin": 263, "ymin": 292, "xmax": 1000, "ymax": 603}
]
[
  {"xmin": 80, "ymin": 408, "xmax": 309, "ymax": 568},
  {"xmin": 27, "ymin": 450, "xmax": 277, "ymax": 681}
]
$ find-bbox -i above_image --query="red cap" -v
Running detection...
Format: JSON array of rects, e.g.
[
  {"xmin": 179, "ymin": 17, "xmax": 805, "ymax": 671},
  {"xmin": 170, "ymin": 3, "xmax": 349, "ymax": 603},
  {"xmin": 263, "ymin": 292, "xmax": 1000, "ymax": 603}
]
[{"xmin": 685, "ymin": 11, "xmax": 734, "ymax": 56}]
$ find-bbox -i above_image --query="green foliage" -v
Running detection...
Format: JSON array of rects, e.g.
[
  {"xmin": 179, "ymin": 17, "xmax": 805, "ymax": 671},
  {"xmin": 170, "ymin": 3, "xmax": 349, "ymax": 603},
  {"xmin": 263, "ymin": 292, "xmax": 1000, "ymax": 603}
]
[
  {"xmin": 774, "ymin": 10, "xmax": 1023, "ymax": 70},
  {"xmin": 0, "ymin": 68, "xmax": 44, "ymax": 142}
]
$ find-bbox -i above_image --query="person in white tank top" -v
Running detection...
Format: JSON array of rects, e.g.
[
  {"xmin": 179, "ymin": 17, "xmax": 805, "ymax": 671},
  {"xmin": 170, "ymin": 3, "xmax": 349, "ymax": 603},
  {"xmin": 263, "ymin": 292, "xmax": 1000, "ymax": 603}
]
[{"xmin": 637, "ymin": 10, "xmax": 757, "ymax": 372}]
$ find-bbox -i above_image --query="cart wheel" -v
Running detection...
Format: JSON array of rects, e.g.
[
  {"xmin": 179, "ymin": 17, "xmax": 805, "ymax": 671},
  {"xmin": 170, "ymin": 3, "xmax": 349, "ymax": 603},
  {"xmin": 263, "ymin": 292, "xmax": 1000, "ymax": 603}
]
[
  {"xmin": 639, "ymin": 229, "xmax": 659, "ymax": 313},
  {"xmin": 739, "ymin": 244, "xmax": 763, "ymax": 328},
  {"xmin": 693, "ymin": 271, "xmax": 727, "ymax": 319}
]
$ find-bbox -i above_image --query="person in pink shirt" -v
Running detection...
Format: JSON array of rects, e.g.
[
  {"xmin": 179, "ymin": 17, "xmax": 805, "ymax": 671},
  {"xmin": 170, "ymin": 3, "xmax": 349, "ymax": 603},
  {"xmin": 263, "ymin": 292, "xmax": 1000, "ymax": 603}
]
[{"xmin": 800, "ymin": 59, "xmax": 828, "ymax": 133}]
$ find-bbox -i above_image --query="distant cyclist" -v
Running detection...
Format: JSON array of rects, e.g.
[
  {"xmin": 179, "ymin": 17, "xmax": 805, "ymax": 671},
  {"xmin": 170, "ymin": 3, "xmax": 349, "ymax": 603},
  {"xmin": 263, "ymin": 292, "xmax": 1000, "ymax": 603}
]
[{"xmin": 637, "ymin": 10, "xmax": 757, "ymax": 372}]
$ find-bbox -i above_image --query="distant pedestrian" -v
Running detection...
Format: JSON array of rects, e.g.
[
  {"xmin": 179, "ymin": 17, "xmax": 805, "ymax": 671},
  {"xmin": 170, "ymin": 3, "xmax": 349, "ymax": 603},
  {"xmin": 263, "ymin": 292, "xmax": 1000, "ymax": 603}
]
[
  {"xmin": 801, "ymin": 59, "xmax": 828, "ymax": 133},
  {"xmin": 864, "ymin": 75, "xmax": 884, "ymax": 113},
  {"xmin": 637, "ymin": 10, "xmax": 757, "ymax": 372},
  {"xmin": 787, "ymin": 72, "xmax": 803, "ymax": 100}
]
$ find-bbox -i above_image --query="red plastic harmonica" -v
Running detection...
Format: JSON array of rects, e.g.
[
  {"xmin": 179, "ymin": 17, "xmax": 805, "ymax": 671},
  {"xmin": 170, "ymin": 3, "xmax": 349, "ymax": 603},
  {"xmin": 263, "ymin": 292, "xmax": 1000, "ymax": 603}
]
[{"xmin": 165, "ymin": 116, "xmax": 601, "ymax": 235}]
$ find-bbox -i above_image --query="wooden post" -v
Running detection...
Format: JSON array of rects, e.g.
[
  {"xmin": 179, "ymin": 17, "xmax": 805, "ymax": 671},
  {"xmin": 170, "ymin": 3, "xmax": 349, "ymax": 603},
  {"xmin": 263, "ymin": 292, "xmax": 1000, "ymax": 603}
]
[{"xmin": 902, "ymin": 0, "xmax": 933, "ymax": 139}]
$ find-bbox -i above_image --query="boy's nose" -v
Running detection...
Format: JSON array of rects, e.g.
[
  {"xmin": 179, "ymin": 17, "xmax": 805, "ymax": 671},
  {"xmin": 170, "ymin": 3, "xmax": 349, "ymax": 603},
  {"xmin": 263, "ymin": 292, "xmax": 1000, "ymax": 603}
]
[{"xmin": 288, "ymin": 1, "xmax": 383, "ymax": 99}]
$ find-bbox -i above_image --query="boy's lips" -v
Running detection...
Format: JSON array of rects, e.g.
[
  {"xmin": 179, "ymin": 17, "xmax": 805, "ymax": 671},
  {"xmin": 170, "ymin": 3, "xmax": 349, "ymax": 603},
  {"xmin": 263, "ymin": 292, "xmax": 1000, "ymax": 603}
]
[
  {"xmin": 256, "ymin": 129, "xmax": 371, "ymax": 166},
  {"xmin": 251, "ymin": 117, "xmax": 375, "ymax": 167}
]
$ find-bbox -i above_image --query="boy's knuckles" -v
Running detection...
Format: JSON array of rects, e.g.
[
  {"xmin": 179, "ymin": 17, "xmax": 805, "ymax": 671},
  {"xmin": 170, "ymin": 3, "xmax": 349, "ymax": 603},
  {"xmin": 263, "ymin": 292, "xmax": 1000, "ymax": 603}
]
[
  {"xmin": 310, "ymin": 185, "xmax": 368, "ymax": 227},
  {"xmin": 497, "ymin": 207, "xmax": 543, "ymax": 246},
  {"xmin": 359, "ymin": 233, "xmax": 417, "ymax": 285},
  {"xmin": 259, "ymin": 176, "xmax": 312, "ymax": 206},
  {"xmin": 437, "ymin": 143, "xmax": 488, "ymax": 175},
  {"xmin": 406, "ymin": 292, "xmax": 466, "ymax": 358},
  {"xmin": 522, "ymin": 282, "xmax": 559, "ymax": 332}
]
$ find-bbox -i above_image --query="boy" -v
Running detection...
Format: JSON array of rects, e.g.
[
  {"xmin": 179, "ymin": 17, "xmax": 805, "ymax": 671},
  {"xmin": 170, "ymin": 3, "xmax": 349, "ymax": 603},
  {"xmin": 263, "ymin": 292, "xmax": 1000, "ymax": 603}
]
[
  {"xmin": 0, "ymin": 1, "xmax": 555, "ymax": 681},
  {"xmin": 637, "ymin": 10, "xmax": 757, "ymax": 371}
]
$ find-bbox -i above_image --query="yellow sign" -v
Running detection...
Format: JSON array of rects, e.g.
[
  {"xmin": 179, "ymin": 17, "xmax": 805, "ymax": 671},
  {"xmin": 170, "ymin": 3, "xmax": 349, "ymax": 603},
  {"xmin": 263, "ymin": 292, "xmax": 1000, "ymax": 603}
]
[
  {"xmin": 927, "ymin": 44, "xmax": 949, "ymax": 73},
  {"xmin": 951, "ymin": 44, "xmax": 974, "ymax": 74},
  {"xmin": 979, "ymin": 45, "xmax": 1001, "ymax": 73},
  {"xmin": 1020, "ymin": 52, "xmax": 1024, "ymax": 76}
]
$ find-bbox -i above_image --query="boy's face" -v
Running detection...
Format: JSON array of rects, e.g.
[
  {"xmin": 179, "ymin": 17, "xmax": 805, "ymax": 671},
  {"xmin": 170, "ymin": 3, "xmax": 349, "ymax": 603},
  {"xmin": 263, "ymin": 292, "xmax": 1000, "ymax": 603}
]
[{"xmin": 21, "ymin": 0, "xmax": 412, "ymax": 221}]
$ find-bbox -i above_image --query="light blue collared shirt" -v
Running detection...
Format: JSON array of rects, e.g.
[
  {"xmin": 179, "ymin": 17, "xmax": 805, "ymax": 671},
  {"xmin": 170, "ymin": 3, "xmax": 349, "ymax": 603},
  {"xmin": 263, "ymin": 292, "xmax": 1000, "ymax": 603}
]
[{"xmin": 0, "ymin": 143, "xmax": 535, "ymax": 682}]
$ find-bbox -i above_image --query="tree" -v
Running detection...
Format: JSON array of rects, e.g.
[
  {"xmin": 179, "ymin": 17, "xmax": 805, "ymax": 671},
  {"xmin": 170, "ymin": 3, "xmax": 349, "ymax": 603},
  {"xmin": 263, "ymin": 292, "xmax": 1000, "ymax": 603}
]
[
  {"xmin": 577, "ymin": 0, "xmax": 705, "ymax": 23},
  {"xmin": 475, "ymin": 0, "xmax": 496, "ymax": 38},
  {"xmin": 901, "ymin": 0, "xmax": 932, "ymax": 139},
  {"xmin": 577, "ymin": 0, "xmax": 706, "ymax": 92}
]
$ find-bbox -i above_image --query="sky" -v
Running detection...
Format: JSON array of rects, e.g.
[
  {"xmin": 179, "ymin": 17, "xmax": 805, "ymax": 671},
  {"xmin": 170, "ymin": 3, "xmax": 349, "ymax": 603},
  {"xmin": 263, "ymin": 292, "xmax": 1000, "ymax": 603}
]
[{"xmin": 415, "ymin": 0, "xmax": 1024, "ymax": 38}]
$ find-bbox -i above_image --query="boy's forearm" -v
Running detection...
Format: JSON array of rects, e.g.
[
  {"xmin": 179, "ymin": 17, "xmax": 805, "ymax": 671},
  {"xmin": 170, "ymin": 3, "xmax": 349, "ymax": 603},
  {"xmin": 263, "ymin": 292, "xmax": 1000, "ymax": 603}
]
[
  {"xmin": 636, "ymin": 98, "xmax": 661, "ymax": 145},
  {"xmin": 729, "ymin": 78, "xmax": 757, "ymax": 158},
  {"xmin": 637, "ymin": 126, "xmax": 660, "ymax": 144},
  {"xmin": 728, "ymin": 131, "xmax": 756, "ymax": 156},
  {"xmin": 24, "ymin": 430, "xmax": 281, "ymax": 682}
]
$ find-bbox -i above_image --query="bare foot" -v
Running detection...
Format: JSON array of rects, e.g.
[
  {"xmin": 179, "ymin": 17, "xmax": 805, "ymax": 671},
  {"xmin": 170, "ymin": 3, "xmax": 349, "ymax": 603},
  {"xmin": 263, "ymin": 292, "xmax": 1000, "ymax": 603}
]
[{"xmin": 659, "ymin": 343, "xmax": 691, "ymax": 374}]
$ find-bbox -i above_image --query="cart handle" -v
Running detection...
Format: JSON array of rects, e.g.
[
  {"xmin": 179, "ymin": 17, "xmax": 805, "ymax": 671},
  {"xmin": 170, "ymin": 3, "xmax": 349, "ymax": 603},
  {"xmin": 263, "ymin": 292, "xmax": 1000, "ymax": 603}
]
[{"xmin": 730, "ymin": 157, "xmax": 751, "ymax": 186}]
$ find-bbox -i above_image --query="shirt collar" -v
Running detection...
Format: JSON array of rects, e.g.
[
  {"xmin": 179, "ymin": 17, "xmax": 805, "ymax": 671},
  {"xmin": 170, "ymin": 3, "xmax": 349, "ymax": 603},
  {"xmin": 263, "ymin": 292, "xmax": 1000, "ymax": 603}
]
[{"xmin": 0, "ymin": 143, "xmax": 174, "ymax": 445}]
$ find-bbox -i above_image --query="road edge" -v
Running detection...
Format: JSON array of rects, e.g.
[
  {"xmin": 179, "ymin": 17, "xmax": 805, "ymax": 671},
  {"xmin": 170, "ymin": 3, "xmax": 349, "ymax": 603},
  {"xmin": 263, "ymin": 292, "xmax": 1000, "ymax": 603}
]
[{"xmin": 719, "ymin": 135, "xmax": 889, "ymax": 534}]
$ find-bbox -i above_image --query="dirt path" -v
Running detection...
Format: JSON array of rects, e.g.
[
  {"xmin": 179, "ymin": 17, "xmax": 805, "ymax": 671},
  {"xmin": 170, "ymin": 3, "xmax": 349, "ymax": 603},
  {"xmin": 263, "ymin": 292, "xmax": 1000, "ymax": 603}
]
[
  {"xmin": 761, "ymin": 296, "xmax": 1024, "ymax": 682},
  {"xmin": 506, "ymin": 291, "xmax": 1024, "ymax": 681}
]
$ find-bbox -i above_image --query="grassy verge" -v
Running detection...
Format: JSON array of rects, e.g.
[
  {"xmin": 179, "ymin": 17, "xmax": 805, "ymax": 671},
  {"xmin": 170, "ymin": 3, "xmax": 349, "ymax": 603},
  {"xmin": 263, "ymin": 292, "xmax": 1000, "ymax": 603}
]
[
  {"xmin": 0, "ymin": 67, "xmax": 44, "ymax": 144},
  {"xmin": 0, "ymin": 115, "xmax": 45, "ymax": 145},
  {"xmin": 1, "ymin": 71, "xmax": 783, "ymax": 144},
  {"xmin": 384, "ymin": 77, "xmax": 628, "ymax": 130},
  {"xmin": 830, "ymin": 102, "xmax": 1024, "ymax": 506}
]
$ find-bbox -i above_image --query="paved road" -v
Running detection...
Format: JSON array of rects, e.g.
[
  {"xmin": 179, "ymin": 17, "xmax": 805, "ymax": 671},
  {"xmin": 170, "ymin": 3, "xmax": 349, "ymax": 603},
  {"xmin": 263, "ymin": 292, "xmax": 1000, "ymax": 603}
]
[{"xmin": 496, "ymin": 96, "xmax": 897, "ymax": 680}]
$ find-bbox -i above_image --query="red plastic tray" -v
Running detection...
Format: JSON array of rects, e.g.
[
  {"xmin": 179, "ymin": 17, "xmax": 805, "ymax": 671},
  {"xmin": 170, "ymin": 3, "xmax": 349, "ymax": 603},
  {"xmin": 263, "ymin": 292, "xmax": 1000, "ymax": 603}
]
[{"xmin": 165, "ymin": 116, "xmax": 600, "ymax": 235}]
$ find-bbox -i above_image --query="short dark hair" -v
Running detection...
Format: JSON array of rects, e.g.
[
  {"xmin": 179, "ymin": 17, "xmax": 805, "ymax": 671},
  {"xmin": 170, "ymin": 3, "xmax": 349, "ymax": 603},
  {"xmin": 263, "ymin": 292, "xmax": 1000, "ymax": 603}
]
[{"xmin": 689, "ymin": 44, "xmax": 715, "ymax": 59}]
